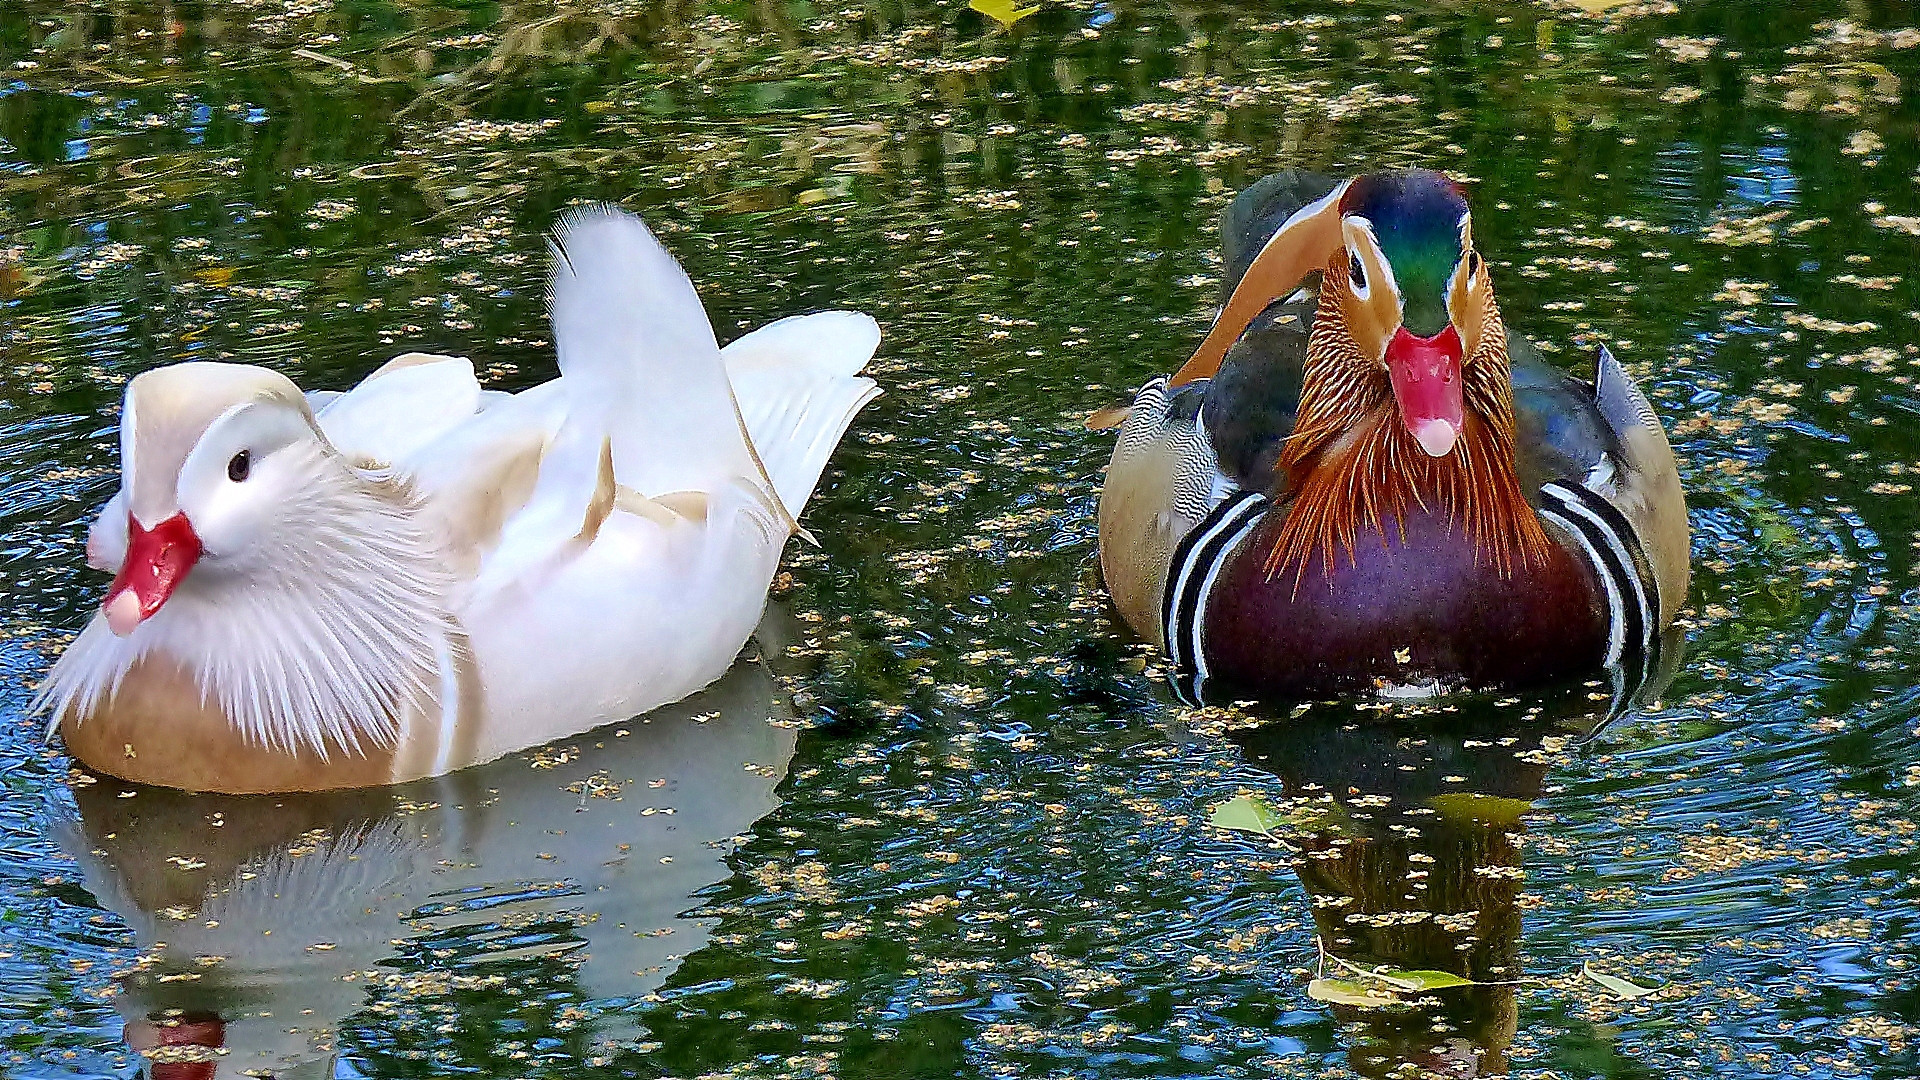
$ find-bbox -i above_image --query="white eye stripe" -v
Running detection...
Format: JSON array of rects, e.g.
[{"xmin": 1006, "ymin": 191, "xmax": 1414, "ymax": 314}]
[{"xmin": 1339, "ymin": 215, "xmax": 1397, "ymax": 305}]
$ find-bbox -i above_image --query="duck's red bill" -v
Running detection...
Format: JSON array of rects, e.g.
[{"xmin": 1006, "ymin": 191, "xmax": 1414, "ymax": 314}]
[
  {"xmin": 1385, "ymin": 325, "xmax": 1465, "ymax": 457},
  {"xmin": 125, "ymin": 1014, "xmax": 224, "ymax": 1080},
  {"xmin": 103, "ymin": 512, "xmax": 201, "ymax": 636}
]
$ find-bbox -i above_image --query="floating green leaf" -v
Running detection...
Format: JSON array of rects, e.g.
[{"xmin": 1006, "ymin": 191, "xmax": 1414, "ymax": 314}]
[
  {"xmin": 1429, "ymin": 792, "xmax": 1534, "ymax": 826},
  {"xmin": 1307, "ymin": 977, "xmax": 1399, "ymax": 1008},
  {"xmin": 1380, "ymin": 968, "xmax": 1475, "ymax": 991},
  {"xmin": 970, "ymin": 0, "xmax": 1040, "ymax": 28},
  {"xmin": 1583, "ymin": 962, "xmax": 1659, "ymax": 999},
  {"xmin": 1324, "ymin": 954, "xmax": 1480, "ymax": 992},
  {"xmin": 1209, "ymin": 795, "xmax": 1283, "ymax": 835}
]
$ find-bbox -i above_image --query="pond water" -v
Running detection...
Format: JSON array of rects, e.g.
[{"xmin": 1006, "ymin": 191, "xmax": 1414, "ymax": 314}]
[{"xmin": 2, "ymin": 1, "xmax": 1918, "ymax": 1077}]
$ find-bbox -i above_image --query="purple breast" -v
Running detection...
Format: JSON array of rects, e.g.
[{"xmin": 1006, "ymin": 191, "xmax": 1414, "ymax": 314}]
[{"xmin": 1201, "ymin": 507, "xmax": 1606, "ymax": 695}]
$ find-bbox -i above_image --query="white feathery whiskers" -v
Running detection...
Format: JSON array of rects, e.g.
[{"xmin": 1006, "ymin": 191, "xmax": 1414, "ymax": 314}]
[{"xmin": 32, "ymin": 443, "xmax": 452, "ymax": 760}]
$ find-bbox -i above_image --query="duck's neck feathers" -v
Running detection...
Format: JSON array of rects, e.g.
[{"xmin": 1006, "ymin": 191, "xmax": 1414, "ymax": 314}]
[
  {"xmin": 35, "ymin": 447, "xmax": 453, "ymax": 761},
  {"xmin": 1266, "ymin": 266, "xmax": 1551, "ymax": 584}
]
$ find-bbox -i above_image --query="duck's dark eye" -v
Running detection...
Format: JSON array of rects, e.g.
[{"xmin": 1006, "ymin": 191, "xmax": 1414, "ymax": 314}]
[
  {"xmin": 1349, "ymin": 253, "xmax": 1367, "ymax": 291},
  {"xmin": 227, "ymin": 450, "xmax": 251, "ymax": 483}
]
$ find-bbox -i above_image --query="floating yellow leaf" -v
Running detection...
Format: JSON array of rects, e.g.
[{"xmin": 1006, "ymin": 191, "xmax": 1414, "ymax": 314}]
[
  {"xmin": 971, "ymin": 0, "xmax": 1040, "ymax": 28},
  {"xmin": 1324, "ymin": 954, "xmax": 1482, "ymax": 992}
]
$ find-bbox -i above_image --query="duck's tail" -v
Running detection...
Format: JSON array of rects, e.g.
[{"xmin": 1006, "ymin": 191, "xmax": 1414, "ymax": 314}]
[{"xmin": 721, "ymin": 312, "xmax": 882, "ymax": 522}]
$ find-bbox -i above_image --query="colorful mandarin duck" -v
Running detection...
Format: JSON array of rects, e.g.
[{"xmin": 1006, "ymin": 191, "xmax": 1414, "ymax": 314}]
[
  {"xmin": 1097, "ymin": 169, "xmax": 1688, "ymax": 703},
  {"xmin": 36, "ymin": 206, "xmax": 880, "ymax": 793}
]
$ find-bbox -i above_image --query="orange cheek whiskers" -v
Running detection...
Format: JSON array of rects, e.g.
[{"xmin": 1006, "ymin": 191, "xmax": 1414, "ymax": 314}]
[{"xmin": 1260, "ymin": 271, "xmax": 1551, "ymax": 590}]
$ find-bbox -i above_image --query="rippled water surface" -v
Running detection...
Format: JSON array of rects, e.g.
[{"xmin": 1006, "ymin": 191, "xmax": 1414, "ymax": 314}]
[{"xmin": 2, "ymin": 2, "xmax": 1919, "ymax": 1077}]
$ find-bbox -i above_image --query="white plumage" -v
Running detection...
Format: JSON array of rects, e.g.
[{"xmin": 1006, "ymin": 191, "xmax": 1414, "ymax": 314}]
[{"xmin": 34, "ymin": 205, "xmax": 880, "ymax": 792}]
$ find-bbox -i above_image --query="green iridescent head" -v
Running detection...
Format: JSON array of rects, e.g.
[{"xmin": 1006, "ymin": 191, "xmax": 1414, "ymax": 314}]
[{"xmin": 1338, "ymin": 170, "xmax": 1473, "ymax": 336}]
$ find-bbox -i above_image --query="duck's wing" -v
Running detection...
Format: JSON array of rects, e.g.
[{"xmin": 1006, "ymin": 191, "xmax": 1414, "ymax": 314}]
[
  {"xmin": 1170, "ymin": 170, "xmax": 1346, "ymax": 387},
  {"xmin": 1589, "ymin": 344, "xmax": 1689, "ymax": 625},
  {"xmin": 389, "ymin": 380, "xmax": 567, "ymax": 575},
  {"xmin": 458, "ymin": 206, "xmax": 771, "ymax": 584},
  {"xmin": 542, "ymin": 206, "xmax": 760, "ymax": 504},
  {"xmin": 1201, "ymin": 295, "xmax": 1313, "ymax": 491},
  {"xmin": 1098, "ymin": 172, "xmax": 1336, "ymax": 639},
  {"xmin": 311, "ymin": 353, "xmax": 484, "ymax": 467},
  {"xmin": 1100, "ymin": 171, "xmax": 1331, "ymax": 485},
  {"xmin": 1196, "ymin": 170, "xmax": 1338, "ymax": 489},
  {"xmin": 429, "ymin": 210, "xmax": 881, "ymax": 767},
  {"xmin": 1098, "ymin": 379, "xmax": 1234, "ymax": 647},
  {"xmin": 720, "ymin": 310, "xmax": 881, "ymax": 521},
  {"xmin": 1513, "ymin": 340, "xmax": 1689, "ymax": 626}
]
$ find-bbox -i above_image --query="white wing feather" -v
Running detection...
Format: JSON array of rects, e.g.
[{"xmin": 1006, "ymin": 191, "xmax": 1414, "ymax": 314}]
[
  {"xmin": 721, "ymin": 312, "xmax": 881, "ymax": 519},
  {"xmin": 543, "ymin": 205, "xmax": 757, "ymax": 504},
  {"xmin": 313, "ymin": 356, "xmax": 482, "ymax": 466}
]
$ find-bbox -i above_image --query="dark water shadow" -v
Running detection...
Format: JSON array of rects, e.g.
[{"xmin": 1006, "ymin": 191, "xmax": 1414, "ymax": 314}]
[{"xmin": 1209, "ymin": 674, "xmax": 1674, "ymax": 1079}]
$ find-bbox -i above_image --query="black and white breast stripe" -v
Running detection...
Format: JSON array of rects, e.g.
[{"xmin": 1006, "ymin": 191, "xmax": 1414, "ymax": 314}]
[
  {"xmin": 1536, "ymin": 480, "xmax": 1658, "ymax": 667},
  {"xmin": 1162, "ymin": 489, "xmax": 1270, "ymax": 697}
]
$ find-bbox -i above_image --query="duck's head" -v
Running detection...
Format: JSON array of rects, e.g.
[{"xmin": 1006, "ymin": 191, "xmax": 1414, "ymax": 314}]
[
  {"xmin": 92, "ymin": 362, "xmax": 330, "ymax": 637},
  {"xmin": 1171, "ymin": 168, "xmax": 1499, "ymax": 459},
  {"xmin": 1326, "ymin": 171, "xmax": 1487, "ymax": 458}
]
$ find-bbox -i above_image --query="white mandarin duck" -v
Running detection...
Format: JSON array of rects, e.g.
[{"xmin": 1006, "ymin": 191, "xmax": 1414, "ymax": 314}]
[{"xmin": 34, "ymin": 205, "xmax": 880, "ymax": 793}]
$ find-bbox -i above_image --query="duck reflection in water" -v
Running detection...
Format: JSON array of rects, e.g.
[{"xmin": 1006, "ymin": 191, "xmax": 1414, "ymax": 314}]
[
  {"xmin": 52, "ymin": 617, "xmax": 802, "ymax": 1079},
  {"xmin": 1219, "ymin": 649, "xmax": 1675, "ymax": 1079}
]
